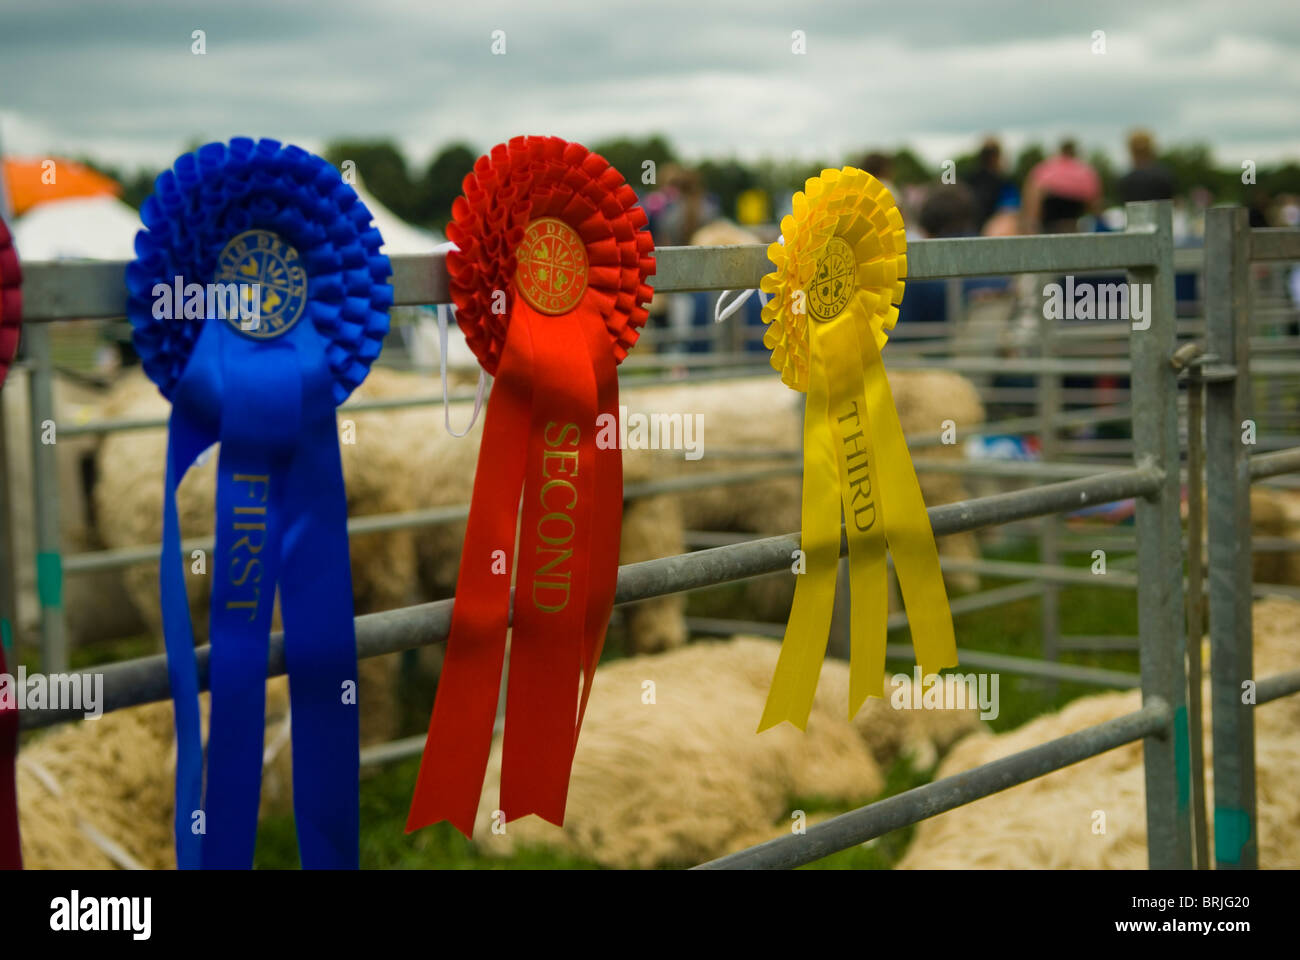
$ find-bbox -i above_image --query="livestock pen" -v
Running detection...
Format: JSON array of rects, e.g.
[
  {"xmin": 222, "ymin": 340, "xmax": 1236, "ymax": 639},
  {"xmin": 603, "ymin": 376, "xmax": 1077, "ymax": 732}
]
[{"xmin": 5, "ymin": 199, "xmax": 1300, "ymax": 869}]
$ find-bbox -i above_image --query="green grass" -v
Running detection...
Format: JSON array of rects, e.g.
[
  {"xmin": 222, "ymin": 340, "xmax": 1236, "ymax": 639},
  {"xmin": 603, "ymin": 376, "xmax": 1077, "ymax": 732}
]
[
  {"xmin": 253, "ymin": 756, "xmax": 603, "ymax": 870},
  {"xmin": 940, "ymin": 536, "xmax": 1140, "ymax": 733},
  {"xmin": 793, "ymin": 757, "xmax": 933, "ymax": 869}
]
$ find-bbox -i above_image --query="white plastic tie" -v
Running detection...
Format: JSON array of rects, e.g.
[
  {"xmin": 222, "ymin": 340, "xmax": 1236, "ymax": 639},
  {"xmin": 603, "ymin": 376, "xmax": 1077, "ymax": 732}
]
[
  {"xmin": 713, "ymin": 288, "xmax": 768, "ymax": 324},
  {"xmin": 713, "ymin": 234, "xmax": 781, "ymax": 324},
  {"xmin": 438, "ymin": 303, "xmax": 487, "ymax": 438}
]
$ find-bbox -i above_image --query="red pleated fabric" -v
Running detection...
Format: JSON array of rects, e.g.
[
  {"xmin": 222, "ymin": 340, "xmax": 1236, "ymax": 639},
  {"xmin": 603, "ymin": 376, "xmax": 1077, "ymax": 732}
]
[
  {"xmin": 407, "ymin": 136, "xmax": 654, "ymax": 836},
  {"xmin": 0, "ymin": 216, "xmax": 22, "ymax": 389},
  {"xmin": 0, "ymin": 216, "xmax": 21, "ymax": 868}
]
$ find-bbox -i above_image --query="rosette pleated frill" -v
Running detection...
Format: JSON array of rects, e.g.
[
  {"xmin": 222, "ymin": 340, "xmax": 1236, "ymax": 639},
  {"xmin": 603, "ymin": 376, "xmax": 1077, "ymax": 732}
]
[
  {"xmin": 407, "ymin": 136, "xmax": 654, "ymax": 836},
  {"xmin": 0, "ymin": 216, "xmax": 21, "ymax": 389},
  {"xmin": 758, "ymin": 167, "xmax": 956, "ymax": 731},
  {"xmin": 124, "ymin": 138, "xmax": 393, "ymax": 869},
  {"xmin": 0, "ymin": 215, "xmax": 21, "ymax": 869}
]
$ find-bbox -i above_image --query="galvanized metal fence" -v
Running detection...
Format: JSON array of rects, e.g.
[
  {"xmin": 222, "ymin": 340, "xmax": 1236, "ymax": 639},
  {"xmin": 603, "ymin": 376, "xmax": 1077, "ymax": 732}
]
[{"xmin": 5, "ymin": 200, "xmax": 1300, "ymax": 870}]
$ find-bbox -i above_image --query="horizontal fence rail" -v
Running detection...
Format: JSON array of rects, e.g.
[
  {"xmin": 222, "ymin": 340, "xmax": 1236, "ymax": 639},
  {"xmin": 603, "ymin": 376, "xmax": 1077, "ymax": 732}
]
[
  {"xmin": 695, "ymin": 700, "xmax": 1172, "ymax": 870},
  {"xmin": 55, "ymin": 403, "xmax": 1133, "ymax": 577},
  {"xmin": 21, "ymin": 225, "xmax": 1288, "ymax": 324},
  {"xmin": 19, "ymin": 465, "xmax": 1165, "ymax": 730},
  {"xmin": 19, "ymin": 227, "xmax": 1172, "ymax": 321}
]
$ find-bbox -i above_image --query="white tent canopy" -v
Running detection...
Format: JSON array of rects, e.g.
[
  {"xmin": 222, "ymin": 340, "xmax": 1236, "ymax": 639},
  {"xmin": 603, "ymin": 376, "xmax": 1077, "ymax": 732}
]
[
  {"xmin": 353, "ymin": 182, "xmax": 444, "ymax": 254},
  {"xmin": 11, "ymin": 181, "xmax": 472, "ymax": 369},
  {"xmin": 12, "ymin": 184, "xmax": 447, "ymax": 260},
  {"xmin": 345, "ymin": 183, "xmax": 472, "ymax": 369},
  {"xmin": 13, "ymin": 195, "xmax": 140, "ymax": 261}
]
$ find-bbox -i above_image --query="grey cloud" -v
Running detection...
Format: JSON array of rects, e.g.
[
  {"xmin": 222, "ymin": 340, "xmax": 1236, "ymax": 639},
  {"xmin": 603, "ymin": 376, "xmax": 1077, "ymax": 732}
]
[{"xmin": 0, "ymin": 0, "xmax": 1296, "ymax": 170}]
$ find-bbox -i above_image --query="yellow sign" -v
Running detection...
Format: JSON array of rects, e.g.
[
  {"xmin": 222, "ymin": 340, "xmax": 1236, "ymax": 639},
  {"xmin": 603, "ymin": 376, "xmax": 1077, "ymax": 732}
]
[{"xmin": 736, "ymin": 188, "xmax": 770, "ymax": 226}]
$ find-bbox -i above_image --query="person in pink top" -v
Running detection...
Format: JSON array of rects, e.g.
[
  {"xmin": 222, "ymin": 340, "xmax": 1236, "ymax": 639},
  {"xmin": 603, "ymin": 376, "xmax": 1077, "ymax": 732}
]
[{"xmin": 1023, "ymin": 139, "xmax": 1102, "ymax": 233}]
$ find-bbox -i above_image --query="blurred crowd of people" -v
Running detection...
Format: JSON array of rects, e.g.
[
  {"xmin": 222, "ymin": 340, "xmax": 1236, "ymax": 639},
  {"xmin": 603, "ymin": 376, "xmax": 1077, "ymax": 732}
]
[
  {"xmin": 644, "ymin": 128, "xmax": 1300, "ymax": 254},
  {"xmin": 637, "ymin": 130, "xmax": 1300, "ymax": 359},
  {"xmin": 889, "ymin": 130, "xmax": 1297, "ymax": 244}
]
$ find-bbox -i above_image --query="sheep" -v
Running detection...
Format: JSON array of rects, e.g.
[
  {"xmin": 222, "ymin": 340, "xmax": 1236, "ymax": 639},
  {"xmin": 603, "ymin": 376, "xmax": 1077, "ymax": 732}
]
[
  {"xmin": 1247, "ymin": 488, "xmax": 1300, "ymax": 587},
  {"xmin": 16, "ymin": 677, "xmax": 293, "ymax": 870},
  {"xmin": 2, "ymin": 366, "xmax": 147, "ymax": 645},
  {"xmin": 90, "ymin": 369, "xmax": 428, "ymax": 627},
  {"xmin": 21, "ymin": 590, "xmax": 1295, "ymax": 870},
  {"xmin": 896, "ymin": 596, "xmax": 1300, "ymax": 869},
  {"xmin": 90, "ymin": 365, "xmax": 985, "ymax": 659},
  {"xmin": 609, "ymin": 370, "xmax": 986, "ymax": 646},
  {"xmin": 13, "ymin": 635, "xmax": 980, "ymax": 869},
  {"xmin": 472, "ymin": 636, "xmax": 985, "ymax": 867}
]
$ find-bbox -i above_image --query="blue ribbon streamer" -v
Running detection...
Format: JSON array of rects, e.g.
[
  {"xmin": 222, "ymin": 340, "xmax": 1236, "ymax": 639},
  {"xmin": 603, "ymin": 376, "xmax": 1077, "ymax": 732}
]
[{"xmin": 126, "ymin": 138, "xmax": 390, "ymax": 869}]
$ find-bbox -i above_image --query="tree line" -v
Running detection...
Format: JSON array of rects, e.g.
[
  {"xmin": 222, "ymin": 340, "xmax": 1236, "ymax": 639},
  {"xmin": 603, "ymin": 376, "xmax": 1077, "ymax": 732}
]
[{"xmin": 82, "ymin": 135, "xmax": 1300, "ymax": 229}]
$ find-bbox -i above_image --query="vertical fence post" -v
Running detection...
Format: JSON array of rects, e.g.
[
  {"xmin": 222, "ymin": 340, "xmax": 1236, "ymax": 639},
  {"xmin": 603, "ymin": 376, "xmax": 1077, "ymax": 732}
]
[
  {"xmin": 1039, "ymin": 273, "xmax": 1061, "ymax": 693},
  {"xmin": 26, "ymin": 323, "xmax": 68, "ymax": 674},
  {"xmin": 1127, "ymin": 200, "xmax": 1193, "ymax": 869},
  {"xmin": 1204, "ymin": 205, "xmax": 1257, "ymax": 869},
  {"xmin": 1184, "ymin": 365, "xmax": 1210, "ymax": 868}
]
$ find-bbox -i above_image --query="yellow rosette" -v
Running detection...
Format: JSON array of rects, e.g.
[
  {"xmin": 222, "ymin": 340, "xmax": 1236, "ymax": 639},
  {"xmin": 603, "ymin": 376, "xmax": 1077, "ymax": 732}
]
[{"xmin": 759, "ymin": 166, "xmax": 957, "ymax": 731}]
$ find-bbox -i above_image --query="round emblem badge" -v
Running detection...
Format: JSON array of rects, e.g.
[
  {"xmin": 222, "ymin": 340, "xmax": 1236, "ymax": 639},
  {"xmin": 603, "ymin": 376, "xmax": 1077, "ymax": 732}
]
[
  {"xmin": 514, "ymin": 218, "xmax": 588, "ymax": 315},
  {"xmin": 215, "ymin": 230, "xmax": 308, "ymax": 339},
  {"xmin": 809, "ymin": 236, "xmax": 857, "ymax": 322}
]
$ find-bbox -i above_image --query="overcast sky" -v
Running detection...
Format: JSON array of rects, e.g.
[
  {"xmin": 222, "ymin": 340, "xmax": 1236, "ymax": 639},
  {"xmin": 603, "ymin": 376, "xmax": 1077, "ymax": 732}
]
[{"xmin": 2, "ymin": 0, "xmax": 1298, "ymax": 173}]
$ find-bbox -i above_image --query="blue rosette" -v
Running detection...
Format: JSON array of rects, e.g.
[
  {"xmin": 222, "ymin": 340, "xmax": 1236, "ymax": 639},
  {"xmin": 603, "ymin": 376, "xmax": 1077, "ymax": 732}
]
[
  {"xmin": 124, "ymin": 138, "xmax": 392, "ymax": 870},
  {"xmin": 126, "ymin": 137, "xmax": 392, "ymax": 405}
]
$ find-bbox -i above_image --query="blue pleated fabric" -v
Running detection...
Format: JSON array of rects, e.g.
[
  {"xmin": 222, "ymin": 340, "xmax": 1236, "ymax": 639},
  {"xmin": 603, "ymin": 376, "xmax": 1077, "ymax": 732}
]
[{"xmin": 125, "ymin": 138, "xmax": 393, "ymax": 869}]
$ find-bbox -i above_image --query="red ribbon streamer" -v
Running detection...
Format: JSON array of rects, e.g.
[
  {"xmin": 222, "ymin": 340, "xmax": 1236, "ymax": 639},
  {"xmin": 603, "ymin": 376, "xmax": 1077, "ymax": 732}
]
[
  {"xmin": 0, "ymin": 216, "xmax": 21, "ymax": 867},
  {"xmin": 499, "ymin": 301, "xmax": 597, "ymax": 824},
  {"xmin": 408, "ymin": 136, "xmax": 653, "ymax": 836},
  {"xmin": 0, "ymin": 641, "xmax": 21, "ymax": 869}
]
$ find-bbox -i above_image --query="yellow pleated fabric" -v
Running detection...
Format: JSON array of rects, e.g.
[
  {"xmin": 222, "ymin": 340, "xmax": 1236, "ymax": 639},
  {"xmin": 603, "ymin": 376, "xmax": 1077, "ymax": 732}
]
[{"xmin": 758, "ymin": 167, "xmax": 957, "ymax": 732}]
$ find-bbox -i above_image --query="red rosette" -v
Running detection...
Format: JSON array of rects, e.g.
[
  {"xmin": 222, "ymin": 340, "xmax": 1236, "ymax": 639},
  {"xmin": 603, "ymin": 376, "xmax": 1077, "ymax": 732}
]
[
  {"xmin": 0, "ymin": 216, "xmax": 19, "ymax": 865},
  {"xmin": 410, "ymin": 137, "xmax": 655, "ymax": 838},
  {"xmin": 445, "ymin": 135, "xmax": 654, "ymax": 375},
  {"xmin": 0, "ymin": 217, "xmax": 21, "ymax": 390}
]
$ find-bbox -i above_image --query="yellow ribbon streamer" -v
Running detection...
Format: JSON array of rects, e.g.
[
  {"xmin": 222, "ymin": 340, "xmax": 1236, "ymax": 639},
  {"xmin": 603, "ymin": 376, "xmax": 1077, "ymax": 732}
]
[
  {"xmin": 757, "ymin": 330, "xmax": 840, "ymax": 731},
  {"xmin": 758, "ymin": 166, "xmax": 957, "ymax": 732},
  {"xmin": 856, "ymin": 309, "xmax": 957, "ymax": 682},
  {"xmin": 821, "ymin": 318, "xmax": 891, "ymax": 716}
]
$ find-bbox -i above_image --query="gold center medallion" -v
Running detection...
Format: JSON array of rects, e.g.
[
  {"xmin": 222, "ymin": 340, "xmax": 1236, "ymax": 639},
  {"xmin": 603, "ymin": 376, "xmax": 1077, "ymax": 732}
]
[
  {"xmin": 809, "ymin": 236, "xmax": 856, "ymax": 322},
  {"xmin": 515, "ymin": 217, "xmax": 588, "ymax": 315},
  {"xmin": 215, "ymin": 229, "xmax": 308, "ymax": 339}
]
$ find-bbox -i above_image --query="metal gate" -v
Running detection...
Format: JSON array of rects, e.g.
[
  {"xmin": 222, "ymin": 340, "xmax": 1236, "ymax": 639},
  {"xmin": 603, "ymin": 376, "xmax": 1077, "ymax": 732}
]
[{"xmin": 7, "ymin": 200, "xmax": 1300, "ymax": 870}]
